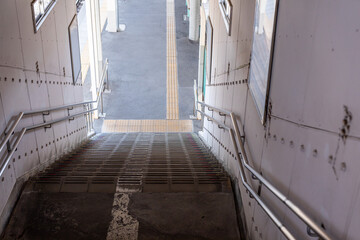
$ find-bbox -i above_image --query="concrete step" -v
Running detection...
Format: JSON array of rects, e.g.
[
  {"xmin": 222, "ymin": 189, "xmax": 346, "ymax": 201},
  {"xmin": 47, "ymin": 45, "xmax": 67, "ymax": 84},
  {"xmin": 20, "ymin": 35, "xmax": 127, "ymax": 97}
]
[{"xmin": 29, "ymin": 133, "xmax": 230, "ymax": 193}]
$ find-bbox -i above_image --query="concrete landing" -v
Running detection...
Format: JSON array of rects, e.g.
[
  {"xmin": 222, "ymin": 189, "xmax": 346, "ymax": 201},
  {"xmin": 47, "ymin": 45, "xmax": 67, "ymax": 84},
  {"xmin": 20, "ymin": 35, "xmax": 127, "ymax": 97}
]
[
  {"xmin": 1, "ymin": 192, "xmax": 114, "ymax": 240},
  {"xmin": 129, "ymin": 192, "xmax": 240, "ymax": 240},
  {"xmin": 2, "ymin": 191, "xmax": 240, "ymax": 240}
]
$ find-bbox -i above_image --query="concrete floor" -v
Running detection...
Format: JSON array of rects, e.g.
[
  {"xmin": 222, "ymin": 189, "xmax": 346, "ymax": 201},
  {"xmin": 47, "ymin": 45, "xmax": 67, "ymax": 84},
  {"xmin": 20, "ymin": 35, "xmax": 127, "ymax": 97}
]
[
  {"xmin": 2, "ymin": 191, "xmax": 240, "ymax": 240},
  {"xmin": 129, "ymin": 193, "xmax": 240, "ymax": 240},
  {"xmin": 95, "ymin": 0, "xmax": 198, "ymax": 121}
]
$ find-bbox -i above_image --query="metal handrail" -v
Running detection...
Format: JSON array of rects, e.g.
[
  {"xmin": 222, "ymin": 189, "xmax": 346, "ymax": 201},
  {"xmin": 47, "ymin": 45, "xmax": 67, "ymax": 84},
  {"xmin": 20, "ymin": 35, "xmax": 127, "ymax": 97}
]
[
  {"xmin": 22, "ymin": 58, "xmax": 109, "ymax": 116},
  {"xmin": 0, "ymin": 59, "xmax": 109, "ymax": 177},
  {"xmin": 196, "ymin": 101, "xmax": 332, "ymax": 240}
]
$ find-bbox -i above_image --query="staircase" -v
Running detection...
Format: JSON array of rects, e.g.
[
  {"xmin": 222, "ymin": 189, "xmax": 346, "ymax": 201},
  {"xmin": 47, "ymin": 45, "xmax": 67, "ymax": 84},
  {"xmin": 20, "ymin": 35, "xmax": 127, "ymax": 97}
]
[{"xmin": 1, "ymin": 133, "xmax": 241, "ymax": 240}]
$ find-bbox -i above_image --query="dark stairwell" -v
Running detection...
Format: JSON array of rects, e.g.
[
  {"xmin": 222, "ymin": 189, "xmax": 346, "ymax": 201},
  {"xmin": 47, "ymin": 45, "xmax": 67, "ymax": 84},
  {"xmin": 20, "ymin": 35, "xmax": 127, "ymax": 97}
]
[{"xmin": 1, "ymin": 133, "xmax": 241, "ymax": 240}]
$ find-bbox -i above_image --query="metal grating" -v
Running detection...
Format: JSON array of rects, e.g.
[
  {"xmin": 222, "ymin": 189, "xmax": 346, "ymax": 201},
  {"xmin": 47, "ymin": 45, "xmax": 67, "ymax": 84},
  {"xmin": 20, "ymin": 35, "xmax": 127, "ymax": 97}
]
[{"xmin": 31, "ymin": 133, "xmax": 230, "ymax": 193}]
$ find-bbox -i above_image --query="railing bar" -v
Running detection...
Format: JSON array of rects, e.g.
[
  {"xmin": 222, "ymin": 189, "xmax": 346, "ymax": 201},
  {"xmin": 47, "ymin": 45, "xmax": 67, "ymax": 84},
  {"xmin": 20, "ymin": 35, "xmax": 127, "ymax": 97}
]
[
  {"xmin": 0, "ymin": 128, "xmax": 26, "ymax": 176},
  {"xmin": 197, "ymin": 104, "xmax": 332, "ymax": 240},
  {"xmin": 0, "ymin": 112, "xmax": 23, "ymax": 153},
  {"xmin": 229, "ymin": 121, "xmax": 296, "ymax": 240},
  {"xmin": 243, "ymin": 180, "xmax": 296, "ymax": 240},
  {"xmin": 0, "ymin": 59, "xmax": 108, "ymax": 181},
  {"xmin": 196, "ymin": 110, "xmax": 229, "ymax": 130},
  {"xmin": 26, "ymin": 109, "xmax": 97, "ymax": 131},
  {"xmin": 197, "ymin": 101, "xmax": 231, "ymax": 115},
  {"xmin": 23, "ymin": 102, "xmax": 95, "ymax": 116}
]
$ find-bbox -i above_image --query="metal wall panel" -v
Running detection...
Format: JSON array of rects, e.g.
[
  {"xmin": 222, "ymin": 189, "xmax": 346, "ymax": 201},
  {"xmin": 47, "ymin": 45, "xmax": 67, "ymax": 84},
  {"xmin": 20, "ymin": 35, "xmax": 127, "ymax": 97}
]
[
  {"xmin": 65, "ymin": 0, "xmax": 77, "ymax": 26},
  {"xmin": 243, "ymin": 94, "xmax": 265, "ymax": 171},
  {"xmin": 0, "ymin": 0, "xmax": 22, "ymax": 68},
  {"xmin": 0, "ymin": 161, "xmax": 16, "ymax": 214},
  {"xmin": 231, "ymin": 70, "xmax": 248, "ymax": 117},
  {"xmin": 269, "ymin": 1, "xmax": 316, "ymax": 124},
  {"xmin": 26, "ymin": 71, "xmax": 56, "ymax": 164},
  {"xmin": 0, "ymin": 69, "xmax": 30, "ymax": 125},
  {"xmin": 40, "ymin": 13, "xmax": 61, "ymax": 75},
  {"xmin": 0, "ymin": 0, "xmax": 20, "ymax": 38},
  {"xmin": 345, "ymin": 188, "xmax": 360, "ymax": 240},
  {"xmin": 300, "ymin": 1, "xmax": 360, "ymax": 136},
  {"xmin": 251, "ymin": 203, "xmax": 282, "ymax": 240},
  {"xmin": 54, "ymin": 0, "xmax": 73, "ymax": 78},
  {"xmin": 15, "ymin": 0, "xmax": 45, "ymax": 72},
  {"xmin": 12, "ymin": 132, "xmax": 39, "ymax": 178},
  {"xmin": 0, "ymin": 0, "xmax": 85, "ymax": 224},
  {"xmin": 225, "ymin": 0, "xmax": 240, "ymax": 67},
  {"xmin": 235, "ymin": 0, "xmax": 254, "ymax": 67},
  {"xmin": 0, "ymin": 93, "xmax": 6, "ymax": 135},
  {"xmin": 0, "ymin": 39, "xmax": 23, "ymax": 69}
]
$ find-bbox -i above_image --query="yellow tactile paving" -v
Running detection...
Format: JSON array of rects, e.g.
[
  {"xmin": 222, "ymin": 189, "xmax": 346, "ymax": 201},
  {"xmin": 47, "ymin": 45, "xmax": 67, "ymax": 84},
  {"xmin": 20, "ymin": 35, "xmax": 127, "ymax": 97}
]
[
  {"xmin": 166, "ymin": 0, "xmax": 179, "ymax": 120},
  {"xmin": 102, "ymin": 120, "xmax": 193, "ymax": 133}
]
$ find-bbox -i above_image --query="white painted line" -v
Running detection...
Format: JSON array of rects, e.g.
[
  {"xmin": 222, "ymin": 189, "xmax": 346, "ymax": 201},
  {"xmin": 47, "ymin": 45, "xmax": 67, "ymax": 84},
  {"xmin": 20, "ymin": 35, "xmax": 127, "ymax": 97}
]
[{"xmin": 106, "ymin": 193, "xmax": 139, "ymax": 240}]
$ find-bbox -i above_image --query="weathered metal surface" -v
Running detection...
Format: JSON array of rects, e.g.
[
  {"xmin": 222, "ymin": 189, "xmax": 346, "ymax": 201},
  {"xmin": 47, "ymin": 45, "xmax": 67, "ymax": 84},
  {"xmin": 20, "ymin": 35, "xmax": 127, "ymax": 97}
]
[{"xmin": 31, "ymin": 133, "xmax": 230, "ymax": 193}]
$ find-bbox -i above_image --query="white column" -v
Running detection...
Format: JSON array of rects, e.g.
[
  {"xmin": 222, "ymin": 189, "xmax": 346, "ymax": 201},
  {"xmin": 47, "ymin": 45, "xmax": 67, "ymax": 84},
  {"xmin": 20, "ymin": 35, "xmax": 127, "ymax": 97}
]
[
  {"xmin": 95, "ymin": 0, "xmax": 103, "ymax": 80},
  {"xmin": 257, "ymin": 0, "xmax": 267, "ymax": 34},
  {"xmin": 189, "ymin": 0, "xmax": 200, "ymax": 41},
  {"xmin": 86, "ymin": 0, "xmax": 103, "ymax": 118},
  {"xmin": 106, "ymin": 0, "xmax": 119, "ymax": 32}
]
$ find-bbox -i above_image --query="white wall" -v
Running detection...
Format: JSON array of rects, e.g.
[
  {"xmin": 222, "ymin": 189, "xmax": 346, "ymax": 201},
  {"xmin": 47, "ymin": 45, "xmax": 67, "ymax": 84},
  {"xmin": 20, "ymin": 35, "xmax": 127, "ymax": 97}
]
[
  {"xmin": 199, "ymin": 0, "xmax": 360, "ymax": 239},
  {"xmin": 0, "ymin": 0, "xmax": 88, "ymax": 220}
]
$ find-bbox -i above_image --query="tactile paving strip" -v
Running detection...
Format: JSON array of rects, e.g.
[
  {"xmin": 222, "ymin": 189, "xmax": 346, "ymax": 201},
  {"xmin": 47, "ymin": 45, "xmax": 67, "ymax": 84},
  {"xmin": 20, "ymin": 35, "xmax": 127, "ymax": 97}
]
[
  {"xmin": 166, "ymin": 0, "xmax": 179, "ymax": 119},
  {"xmin": 102, "ymin": 119, "xmax": 193, "ymax": 132}
]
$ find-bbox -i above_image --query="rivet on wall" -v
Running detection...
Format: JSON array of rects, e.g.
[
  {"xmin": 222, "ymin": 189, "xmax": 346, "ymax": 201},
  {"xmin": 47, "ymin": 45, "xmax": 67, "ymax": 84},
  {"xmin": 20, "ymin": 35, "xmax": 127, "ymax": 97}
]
[
  {"xmin": 341, "ymin": 162, "xmax": 346, "ymax": 172},
  {"xmin": 300, "ymin": 144, "xmax": 305, "ymax": 152},
  {"xmin": 313, "ymin": 149, "xmax": 318, "ymax": 157},
  {"xmin": 328, "ymin": 155, "xmax": 333, "ymax": 164}
]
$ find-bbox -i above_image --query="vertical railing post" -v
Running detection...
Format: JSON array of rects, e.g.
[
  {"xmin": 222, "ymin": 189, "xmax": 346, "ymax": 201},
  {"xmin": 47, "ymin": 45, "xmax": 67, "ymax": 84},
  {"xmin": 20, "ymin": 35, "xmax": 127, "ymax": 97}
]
[
  {"xmin": 4, "ymin": 132, "xmax": 11, "ymax": 153},
  {"xmin": 91, "ymin": 106, "xmax": 94, "ymax": 131},
  {"xmin": 101, "ymin": 91, "xmax": 104, "ymax": 116},
  {"xmin": 106, "ymin": 63, "xmax": 109, "ymax": 91},
  {"xmin": 85, "ymin": 104, "xmax": 90, "ymax": 134}
]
